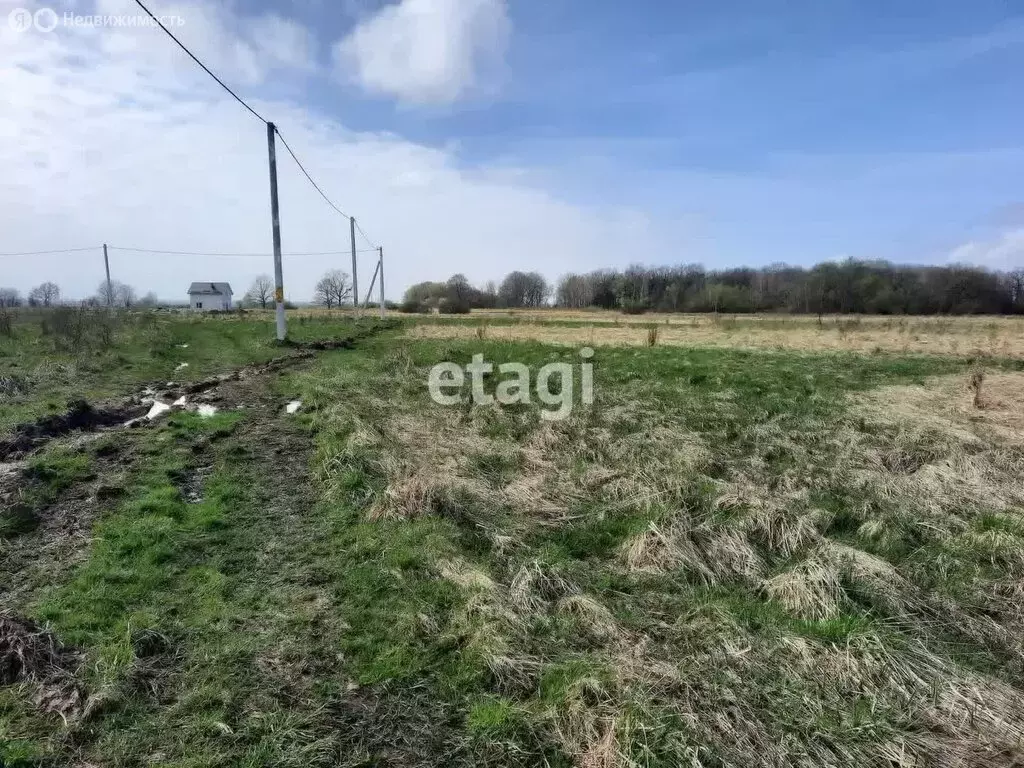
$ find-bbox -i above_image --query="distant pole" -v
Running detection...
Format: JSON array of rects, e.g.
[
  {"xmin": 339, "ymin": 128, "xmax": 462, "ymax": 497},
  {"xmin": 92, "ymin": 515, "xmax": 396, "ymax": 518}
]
[
  {"xmin": 378, "ymin": 246, "xmax": 385, "ymax": 319},
  {"xmin": 102, "ymin": 243, "xmax": 113, "ymax": 309},
  {"xmin": 266, "ymin": 122, "xmax": 287, "ymax": 341},
  {"xmin": 350, "ymin": 216, "xmax": 359, "ymax": 318}
]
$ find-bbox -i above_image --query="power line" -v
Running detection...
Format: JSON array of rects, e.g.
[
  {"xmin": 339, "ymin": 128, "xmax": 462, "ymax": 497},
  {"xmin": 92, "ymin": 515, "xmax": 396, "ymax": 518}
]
[
  {"xmin": 273, "ymin": 126, "xmax": 352, "ymax": 221},
  {"xmin": 108, "ymin": 246, "xmax": 378, "ymax": 257},
  {"xmin": 354, "ymin": 219, "xmax": 377, "ymax": 250},
  {"xmin": 0, "ymin": 246, "xmax": 101, "ymax": 257},
  {"xmin": 131, "ymin": 0, "xmax": 266, "ymax": 124}
]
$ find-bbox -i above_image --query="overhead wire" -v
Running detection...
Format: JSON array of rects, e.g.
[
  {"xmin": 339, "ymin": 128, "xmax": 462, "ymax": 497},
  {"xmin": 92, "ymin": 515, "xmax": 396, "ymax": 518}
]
[
  {"xmin": 108, "ymin": 246, "xmax": 378, "ymax": 257},
  {"xmin": 126, "ymin": 1, "xmax": 384, "ymax": 265},
  {"xmin": 272, "ymin": 127, "xmax": 354, "ymax": 223},
  {"xmin": 130, "ymin": 0, "xmax": 267, "ymax": 124},
  {"xmin": 0, "ymin": 246, "xmax": 101, "ymax": 257}
]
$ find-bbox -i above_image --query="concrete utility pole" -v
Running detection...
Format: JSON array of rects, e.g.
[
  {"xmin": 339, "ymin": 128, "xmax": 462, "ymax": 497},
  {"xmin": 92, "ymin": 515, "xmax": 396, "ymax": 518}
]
[
  {"xmin": 349, "ymin": 216, "xmax": 359, "ymax": 318},
  {"xmin": 266, "ymin": 122, "xmax": 287, "ymax": 341},
  {"xmin": 102, "ymin": 243, "xmax": 113, "ymax": 309},
  {"xmin": 378, "ymin": 246, "xmax": 385, "ymax": 319}
]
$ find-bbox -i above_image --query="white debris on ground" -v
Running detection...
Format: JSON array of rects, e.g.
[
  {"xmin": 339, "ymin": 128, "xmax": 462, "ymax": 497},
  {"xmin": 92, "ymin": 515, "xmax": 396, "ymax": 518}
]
[
  {"xmin": 146, "ymin": 401, "xmax": 173, "ymax": 420},
  {"xmin": 175, "ymin": 363, "xmax": 189, "ymax": 371},
  {"xmin": 286, "ymin": 401, "xmax": 302, "ymax": 414},
  {"xmin": 142, "ymin": 395, "xmax": 218, "ymax": 421},
  {"xmin": 177, "ymin": 344, "xmax": 189, "ymax": 348}
]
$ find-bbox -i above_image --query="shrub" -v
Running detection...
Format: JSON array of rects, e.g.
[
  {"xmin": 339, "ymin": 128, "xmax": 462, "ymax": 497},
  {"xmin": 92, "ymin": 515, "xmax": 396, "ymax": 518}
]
[
  {"xmin": 620, "ymin": 299, "xmax": 649, "ymax": 315},
  {"xmin": 439, "ymin": 297, "xmax": 471, "ymax": 315},
  {"xmin": 399, "ymin": 299, "xmax": 426, "ymax": 313}
]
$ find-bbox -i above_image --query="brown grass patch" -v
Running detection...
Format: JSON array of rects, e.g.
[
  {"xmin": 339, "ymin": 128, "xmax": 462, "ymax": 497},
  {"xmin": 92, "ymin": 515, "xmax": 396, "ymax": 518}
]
[
  {"xmin": 858, "ymin": 370, "xmax": 1024, "ymax": 444},
  {"xmin": 0, "ymin": 611, "xmax": 85, "ymax": 718},
  {"xmin": 408, "ymin": 315, "xmax": 1024, "ymax": 356}
]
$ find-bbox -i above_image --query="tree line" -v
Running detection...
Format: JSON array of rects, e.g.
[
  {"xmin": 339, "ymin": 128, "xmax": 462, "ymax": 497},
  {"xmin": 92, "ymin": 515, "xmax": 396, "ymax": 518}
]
[
  {"xmin": 402, "ymin": 260, "xmax": 1024, "ymax": 315},
  {"xmin": 0, "ymin": 281, "xmax": 155, "ymax": 308}
]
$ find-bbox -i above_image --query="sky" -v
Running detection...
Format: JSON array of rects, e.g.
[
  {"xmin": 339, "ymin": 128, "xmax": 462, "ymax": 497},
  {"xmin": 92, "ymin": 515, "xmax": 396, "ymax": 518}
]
[{"xmin": 1, "ymin": 0, "xmax": 1023, "ymax": 302}]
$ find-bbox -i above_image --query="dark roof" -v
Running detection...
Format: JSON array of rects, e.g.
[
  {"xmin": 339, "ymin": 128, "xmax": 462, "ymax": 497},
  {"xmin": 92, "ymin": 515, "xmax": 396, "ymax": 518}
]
[{"xmin": 187, "ymin": 282, "xmax": 233, "ymax": 296}]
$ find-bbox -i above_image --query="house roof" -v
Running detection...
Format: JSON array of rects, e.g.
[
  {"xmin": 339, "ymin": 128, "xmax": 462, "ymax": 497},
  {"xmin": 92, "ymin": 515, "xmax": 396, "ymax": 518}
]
[{"xmin": 188, "ymin": 282, "xmax": 233, "ymax": 296}]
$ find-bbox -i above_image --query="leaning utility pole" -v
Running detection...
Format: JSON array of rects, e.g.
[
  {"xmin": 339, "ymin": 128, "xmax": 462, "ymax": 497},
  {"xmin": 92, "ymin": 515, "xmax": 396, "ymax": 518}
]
[
  {"xmin": 266, "ymin": 122, "xmax": 287, "ymax": 341},
  {"xmin": 378, "ymin": 246, "xmax": 385, "ymax": 319},
  {"xmin": 350, "ymin": 216, "xmax": 359, "ymax": 318},
  {"xmin": 102, "ymin": 243, "xmax": 113, "ymax": 309}
]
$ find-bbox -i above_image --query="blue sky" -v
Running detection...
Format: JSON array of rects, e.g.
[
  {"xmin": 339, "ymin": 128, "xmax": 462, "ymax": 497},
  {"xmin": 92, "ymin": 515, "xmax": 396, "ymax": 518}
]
[
  {"xmin": 1, "ymin": 0, "xmax": 1022, "ymax": 299},
  {"xmin": 271, "ymin": 0, "xmax": 1024, "ymax": 268}
]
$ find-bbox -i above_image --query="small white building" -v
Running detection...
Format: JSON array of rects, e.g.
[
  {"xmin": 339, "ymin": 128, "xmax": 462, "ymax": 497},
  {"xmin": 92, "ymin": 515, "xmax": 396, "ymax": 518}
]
[{"xmin": 187, "ymin": 282, "xmax": 233, "ymax": 311}]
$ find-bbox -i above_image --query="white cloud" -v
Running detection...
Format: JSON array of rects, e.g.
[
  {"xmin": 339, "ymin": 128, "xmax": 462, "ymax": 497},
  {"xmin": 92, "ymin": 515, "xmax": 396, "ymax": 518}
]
[
  {"xmin": 333, "ymin": 0, "xmax": 509, "ymax": 104},
  {"xmin": 948, "ymin": 229, "xmax": 1024, "ymax": 271},
  {"xmin": 247, "ymin": 13, "xmax": 317, "ymax": 73},
  {"xmin": 0, "ymin": 1, "xmax": 664, "ymax": 302}
]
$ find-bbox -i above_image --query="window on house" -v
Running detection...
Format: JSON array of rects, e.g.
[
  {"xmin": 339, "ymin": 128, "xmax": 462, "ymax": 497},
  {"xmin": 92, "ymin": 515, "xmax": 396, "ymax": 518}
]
[{"xmin": 196, "ymin": 302, "xmax": 202, "ymax": 309}]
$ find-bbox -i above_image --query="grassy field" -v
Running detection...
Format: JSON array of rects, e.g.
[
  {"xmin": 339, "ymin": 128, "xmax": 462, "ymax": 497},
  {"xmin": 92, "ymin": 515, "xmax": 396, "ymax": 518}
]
[
  {"xmin": 409, "ymin": 310, "xmax": 1024, "ymax": 357},
  {"xmin": 3, "ymin": 309, "xmax": 1024, "ymax": 766}
]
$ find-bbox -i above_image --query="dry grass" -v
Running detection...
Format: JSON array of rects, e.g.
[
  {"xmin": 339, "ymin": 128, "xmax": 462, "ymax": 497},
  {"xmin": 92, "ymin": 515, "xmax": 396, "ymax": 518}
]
[
  {"xmin": 308, "ymin": 339, "xmax": 1024, "ymax": 767},
  {"xmin": 407, "ymin": 314, "xmax": 1024, "ymax": 357},
  {"xmin": 858, "ymin": 370, "xmax": 1024, "ymax": 443}
]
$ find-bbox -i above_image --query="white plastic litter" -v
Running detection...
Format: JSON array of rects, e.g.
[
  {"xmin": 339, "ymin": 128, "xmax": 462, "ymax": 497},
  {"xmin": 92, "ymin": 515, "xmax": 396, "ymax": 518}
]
[
  {"xmin": 173, "ymin": 396, "xmax": 188, "ymax": 407},
  {"xmin": 146, "ymin": 401, "xmax": 172, "ymax": 420},
  {"xmin": 175, "ymin": 363, "xmax": 189, "ymax": 371},
  {"xmin": 177, "ymin": 344, "xmax": 189, "ymax": 348},
  {"xmin": 286, "ymin": 400, "xmax": 302, "ymax": 414},
  {"xmin": 197, "ymin": 404, "xmax": 218, "ymax": 417}
]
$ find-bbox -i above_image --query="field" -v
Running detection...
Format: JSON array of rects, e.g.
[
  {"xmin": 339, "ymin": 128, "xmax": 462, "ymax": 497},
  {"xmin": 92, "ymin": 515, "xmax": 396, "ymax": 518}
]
[{"xmin": 3, "ymin": 307, "xmax": 1024, "ymax": 767}]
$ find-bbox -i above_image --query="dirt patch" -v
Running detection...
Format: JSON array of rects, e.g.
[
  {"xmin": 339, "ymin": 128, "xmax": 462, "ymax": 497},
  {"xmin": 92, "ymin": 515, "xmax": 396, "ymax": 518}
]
[
  {"xmin": 0, "ymin": 400, "xmax": 146, "ymax": 459},
  {"xmin": 0, "ymin": 611, "xmax": 85, "ymax": 718},
  {"xmin": 0, "ymin": 337, "xmax": 364, "ymax": 462},
  {"xmin": 1, "ymin": 441, "xmax": 135, "ymax": 609}
]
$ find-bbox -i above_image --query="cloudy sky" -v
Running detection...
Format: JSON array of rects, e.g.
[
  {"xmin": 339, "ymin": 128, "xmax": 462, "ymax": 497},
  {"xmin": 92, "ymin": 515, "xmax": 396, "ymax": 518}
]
[{"xmin": 1, "ymin": 0, "xmax": 1023, "ymax": 302}]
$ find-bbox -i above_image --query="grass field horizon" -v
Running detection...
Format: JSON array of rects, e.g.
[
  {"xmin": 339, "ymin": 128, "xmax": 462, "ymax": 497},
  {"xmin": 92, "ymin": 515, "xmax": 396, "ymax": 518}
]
[{"xmin": 3, "ymin": 308, "xmax": 1024, "ymax": 766}]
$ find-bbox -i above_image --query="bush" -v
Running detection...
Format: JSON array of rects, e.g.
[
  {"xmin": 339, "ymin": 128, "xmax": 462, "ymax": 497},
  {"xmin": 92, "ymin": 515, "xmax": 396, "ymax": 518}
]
[
  {"xmin": 399, "ymin": 300, "xmax": 429, "ymax": 314},
  {"xmin": 439, "ymin": 297, "xmax": 471, "ymax": 315},
  {"xmin": 0, "ymin": 308, "xmax": 12, "ymax": 338},
  {"xmin": 620, "ymin": 300, "xmax": 649, "ymax": 315}
]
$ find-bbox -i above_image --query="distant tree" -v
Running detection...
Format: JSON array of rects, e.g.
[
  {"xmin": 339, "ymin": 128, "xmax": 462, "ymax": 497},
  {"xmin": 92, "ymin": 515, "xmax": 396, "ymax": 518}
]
[
  {"xmin": 139, "ymin": 292, "xmax": 159, "ymax": 307},
  {"xmin": 95, "ymin": 280, "xmax": 137, "ymax": 308},
  {"xmin": 28, "ymin": 282, "xmax": 60, "ymax": 307},
  {"xmin": 314, "ymin": 270, "xmax": 352, "ymax": 309},
  {"xmin": 0, "ymin": 288, "xmax": 21, "ymax": 308},
  {"xmin": 498, "ymin": 271, "xmax": 549, "ymax": 308},
  {"xmin": 117, "ymin": 283, "xmax": 137, "ymax": 308},
  {"xmin": 556, "ymin": 273, "xmax": 593, "ymax": 308},
  {"xmin": 245, "ymin": 275, "xmax": 274, "ymax": 309}
]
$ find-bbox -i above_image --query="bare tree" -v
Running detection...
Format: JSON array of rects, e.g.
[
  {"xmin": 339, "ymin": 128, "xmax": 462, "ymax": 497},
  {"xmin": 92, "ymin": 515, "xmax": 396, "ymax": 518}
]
[
  {"xmin": 95, "ymin": 280, "xmax": 138, "ymax": 308},
  {"xmin": 117, "ymin": 283, "xmax": 137, "ymax": 308},
  {"xmin": 0, "ymin": 288, "xmax": 22, "ymax": 308},
  {"xmin": 556, "ymin": 274, "xmax": 593, "ymax": 308},
  {"xmin": 28, "ymin": 282, "xmax": 61, "ymax": 307},
  {"xmin": 314, "ymin": 270, "xmax": 352, "ymax": 309},
  {"xmin": 499, "ymin": 271, "xmax": 549, "ymax": 308},
  {"xmin": 245, "ymin": 275, "xmax": 274, "ymax": 309},
  {"xmin": 139, "ymin": 292, "xmax": 159, "ymax": 307}
]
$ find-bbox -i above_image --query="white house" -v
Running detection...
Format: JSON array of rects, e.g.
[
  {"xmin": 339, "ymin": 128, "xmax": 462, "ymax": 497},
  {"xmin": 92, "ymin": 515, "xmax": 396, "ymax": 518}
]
[{"xmin": 187, "ymin": 282, "xmax": 233, "ymax": 311}]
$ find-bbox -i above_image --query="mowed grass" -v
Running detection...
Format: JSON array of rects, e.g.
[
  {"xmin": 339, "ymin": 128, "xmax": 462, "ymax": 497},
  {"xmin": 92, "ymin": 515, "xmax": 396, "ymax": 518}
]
[
  {"xmin": 5, "ymin": 324, "xmax": 1024, "ymax": 766},
  {"xmin": 0, "ymin": 308, "xmax": 368, "ymax": 433}
]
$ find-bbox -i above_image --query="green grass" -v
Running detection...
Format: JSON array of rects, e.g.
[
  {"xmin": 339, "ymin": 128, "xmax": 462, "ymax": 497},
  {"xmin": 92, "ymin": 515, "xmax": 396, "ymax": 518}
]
[
  {"xmin": 0, "ymin": 309, "xmax": 371, "ymax": 433},
  {"xmin": 6, "ymin": 325, "xmax": 1024, "ymax": 767}
]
